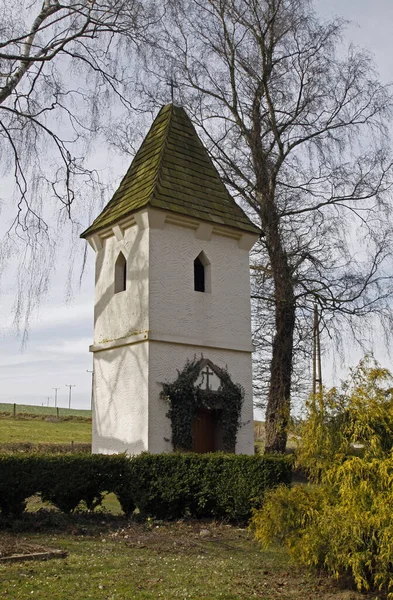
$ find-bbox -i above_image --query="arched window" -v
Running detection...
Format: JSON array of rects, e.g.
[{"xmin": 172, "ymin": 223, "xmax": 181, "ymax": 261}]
[
  {"xmin": 114, "ymin": 252, "xmax": 127, "ymax": 293},
  {"xmin": 194, "ymin": 251, "xmax": 211, "ymax": 293}
]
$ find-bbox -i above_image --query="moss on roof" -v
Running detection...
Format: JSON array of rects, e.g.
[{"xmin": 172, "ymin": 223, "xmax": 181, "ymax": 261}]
[{"xmin": 81, "ymin": 104, "xmax": 259, "ymax": 238}]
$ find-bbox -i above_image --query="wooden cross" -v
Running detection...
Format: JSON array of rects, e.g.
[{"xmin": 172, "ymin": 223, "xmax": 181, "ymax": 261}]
[{"xmin": 201, "ymin": 365, "xmax": 214, "ymax": 390}]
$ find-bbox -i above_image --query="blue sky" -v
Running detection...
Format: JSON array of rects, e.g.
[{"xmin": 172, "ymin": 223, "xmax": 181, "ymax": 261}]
[{"xmin": 1, "ymin": 0, "xmax": 392, "ymax": 412}]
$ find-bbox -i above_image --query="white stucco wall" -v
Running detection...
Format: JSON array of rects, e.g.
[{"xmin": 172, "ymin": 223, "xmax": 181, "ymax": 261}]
[
  {"xmin": 149, "ymin": 223, "xmax": 253, "ymax": 349},
  {"xmin": 92, "ymin": 342, "xmax": 149, "ymax": 455},
  {"xmin": 89, "ymin": 209, "xmax": 256, "ymax": 456},
  {"xmin": 148, "ymin": 341, "xmax": 254, "ymax": 455},
  {"xmin": 94, "ymin": 224, "xmax": 149, "ymax": 345}
]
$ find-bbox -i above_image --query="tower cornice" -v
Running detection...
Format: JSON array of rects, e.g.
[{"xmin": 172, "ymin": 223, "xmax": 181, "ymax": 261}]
[{"xmin": 86, "ymin": 207, "xmax": 258, "ymax": 253}]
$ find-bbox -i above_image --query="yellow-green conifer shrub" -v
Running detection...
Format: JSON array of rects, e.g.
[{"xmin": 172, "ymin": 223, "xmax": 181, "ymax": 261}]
[
  {"xmin": 251, "ymin": 357, "xmax": 393, "ymax": 597},
  {"xmin": 251, "ymin": 484, "xmax": 334, "ymax": 566},
  {"xmin": 296, "ymin": 357, "xmax": 393, "ymax": 480}
]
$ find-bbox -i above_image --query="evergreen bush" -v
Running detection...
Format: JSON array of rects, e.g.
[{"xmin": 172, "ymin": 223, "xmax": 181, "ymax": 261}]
[
  {"xmin": 0, "ymin": 454, "xmax": 39, "ymax": 516},
  {"xmin": 0, "ymin": 452, "xmax": 291, "ymax": 520},
  {"xmin": 251, "ymin": 357, "xmax": 393, "ymax": 598},
  {"xmin": 116, "ymin": 453, "xmax": 292, "ymax": 520}
]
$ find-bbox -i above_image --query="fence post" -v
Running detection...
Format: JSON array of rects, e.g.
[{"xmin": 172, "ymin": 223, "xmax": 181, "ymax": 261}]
[
  {"xmin": 56, "ymin": 407, "xmax": 59, "ymax": 418},
  {"xmin": 71, "ymin": 440, "xmax": 74, "ymax": 452},
  {"xmin": 13, "ymin": 403, "xmax": 16, "ymax": 418}
]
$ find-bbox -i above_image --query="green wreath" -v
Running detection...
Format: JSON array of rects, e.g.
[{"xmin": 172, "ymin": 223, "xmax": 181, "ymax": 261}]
[{"xmin": 161, "ymin": 357, "xmax": 244, "ymax": 452}]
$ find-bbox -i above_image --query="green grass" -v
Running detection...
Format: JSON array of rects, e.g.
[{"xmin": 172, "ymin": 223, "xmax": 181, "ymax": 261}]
[
  {"xmin": 101, "ymin": 493, "xmax": 123, "ymax": 515},
  {"xmin": 0, "ymin": 403, "xmax": 91, "ymax": 418},
  {"xmin": 25, "ymin": 493, "xmax": 123, "ymax": 515},
  {"xmin": 0, "ymin": 519, "xmax": 366, "ymax": 600},
  {"xmin": 0, "ymin": 419, "xmax": 91, "ymax": 444},
  {"xmin": 254, "ymin": 421, "xmax": 298, "ymax": 454}
]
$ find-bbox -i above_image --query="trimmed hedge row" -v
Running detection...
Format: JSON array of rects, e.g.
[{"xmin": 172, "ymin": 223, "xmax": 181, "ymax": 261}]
[{"xmin": 0, "ymin": 453, "xmax": 292, "ymax": 520}]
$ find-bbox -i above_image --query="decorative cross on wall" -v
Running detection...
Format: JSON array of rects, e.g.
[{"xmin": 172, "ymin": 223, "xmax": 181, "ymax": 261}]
[{"xmin": 201, "ymin": 365, "xmax": 215, "ymax": 390}]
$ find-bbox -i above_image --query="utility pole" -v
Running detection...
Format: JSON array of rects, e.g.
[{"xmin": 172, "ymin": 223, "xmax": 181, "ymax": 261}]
[
  {"xmin": 86, "ymin": 370, "xmax": 94, "ymax": 410},
  {"xmin": 312, "ymin": 303, "xmax": 323, "ymax": 396},
  {"xmin": 52, "ymin": 387, "xmax": 60, "ymax": 408},
  {"xmin": 65, "ymin": 385, "xmax": 75, "ymax": 409}
]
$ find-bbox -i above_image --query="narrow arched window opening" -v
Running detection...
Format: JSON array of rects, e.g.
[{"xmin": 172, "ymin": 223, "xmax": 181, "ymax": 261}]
[
  {"xmin": 194, "ymin": 256, "xmax": 205, "ymax": 292},
  {"xmin": 115, "ymin": 252, "xmax": 127, "ymax": 294},
  {"xmin": 194, "ymin": 251, "xmax": 211, "ymax": 293}
]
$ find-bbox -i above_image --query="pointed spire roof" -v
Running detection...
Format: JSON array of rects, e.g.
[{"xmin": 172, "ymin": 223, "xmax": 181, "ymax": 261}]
[{"xmin": 81, "ymin": 104, "xmax": 259, "ymax": 238}]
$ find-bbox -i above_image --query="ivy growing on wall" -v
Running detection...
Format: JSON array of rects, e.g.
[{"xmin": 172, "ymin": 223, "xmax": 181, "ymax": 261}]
[{"xmin": 161, "ymin": 357, "xmax": 244, "ymax": 452}]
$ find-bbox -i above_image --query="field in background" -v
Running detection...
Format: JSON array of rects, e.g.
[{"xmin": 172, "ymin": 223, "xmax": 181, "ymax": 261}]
[
  {"xmin": 254, "ymin": 420, "xmax": 298, "ymax": 454},
  {"xmin": 0, "ymin": 403, "xmax": 91, "ymax": 419},
  {"xmin": 254, "ymin": 420, "xmax": 264, "ymax": 453},
  {"xmin": 0, "ymin": 419, "xmax": 91, "ymax": 444},
  {"xmin": 0, "ymin": 403, "xmax": 92, "ymax": 449}
]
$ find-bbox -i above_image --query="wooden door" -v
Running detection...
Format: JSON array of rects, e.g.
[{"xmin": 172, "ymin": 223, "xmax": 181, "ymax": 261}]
[{"xmin": 192, "ymin": 409, "xmax": 215, "ymax": 453}]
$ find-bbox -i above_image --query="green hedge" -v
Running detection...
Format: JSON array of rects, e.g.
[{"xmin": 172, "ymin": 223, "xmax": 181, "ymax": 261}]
[
  {"xmin": 0, "ymin": 454, "xmax": 126, "ymax": 516},
  {"xmin": 0, "ymin": 453, "xmax": 292, "ymax": 520}
]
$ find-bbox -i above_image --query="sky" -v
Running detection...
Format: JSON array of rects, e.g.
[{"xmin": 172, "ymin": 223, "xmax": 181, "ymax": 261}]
[{"xmin": 1, "ymin": 0, "xmax": 393, "ymax": 413}]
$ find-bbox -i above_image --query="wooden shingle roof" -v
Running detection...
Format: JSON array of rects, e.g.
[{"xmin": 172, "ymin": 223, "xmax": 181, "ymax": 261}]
[{"xmin": 81, "ymin": 104, "xmax": 259, "ymax": 238}]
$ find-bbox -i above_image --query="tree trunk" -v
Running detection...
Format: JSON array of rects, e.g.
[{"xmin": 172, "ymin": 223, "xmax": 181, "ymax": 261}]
[
  {"xmin": 259, "ymin": 191, "xmax": 296, "ymax": 453},
  {"xmin": 264, "ymin": 267, "xmax": 295, "ymax": 452}
]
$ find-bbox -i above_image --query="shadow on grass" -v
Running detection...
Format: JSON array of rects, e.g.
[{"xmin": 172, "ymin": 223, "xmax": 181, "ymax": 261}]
[{"xmin": 0, "ymin": 509, "xmax": 128, "ymax": 535}]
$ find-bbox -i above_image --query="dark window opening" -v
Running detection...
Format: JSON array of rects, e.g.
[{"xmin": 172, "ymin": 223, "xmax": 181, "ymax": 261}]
[
  {"xmin": 122, "ymin": 261, "xmax": 127, "ymax": 291},
  {"xmin": 194, "ymin": 257, "xmax": 205, "ymax": 292},
  {"xmin": 115, "ymin": 252, "xmax": 127, "ymax": 294}
]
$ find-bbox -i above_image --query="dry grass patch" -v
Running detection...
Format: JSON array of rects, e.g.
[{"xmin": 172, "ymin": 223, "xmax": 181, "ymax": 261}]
[{"xmin": 0, "ymin": 535, "xmax": 49, "ymax": 558}]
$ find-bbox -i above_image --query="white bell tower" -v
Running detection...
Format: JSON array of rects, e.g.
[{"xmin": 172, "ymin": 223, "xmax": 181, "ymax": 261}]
[{"xmin": 81, "ymin": 104, "xmax": 259, "ymax": 455}]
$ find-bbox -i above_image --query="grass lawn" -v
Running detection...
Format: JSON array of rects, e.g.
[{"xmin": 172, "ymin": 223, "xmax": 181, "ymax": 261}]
[
  {"xmin": 0, "ymin": 417, "xmax": 369, "ymax": 598},
  {"xmin": 0, "ymin": 419, "xmax": 91, "ymax": 444},
  {"xmin": 0, "ymin": 518, "xmax": 367, "ymax": 600},
  {"xmin": 0, "ymin": 404, "xmax": 91, "ymax": 418}
]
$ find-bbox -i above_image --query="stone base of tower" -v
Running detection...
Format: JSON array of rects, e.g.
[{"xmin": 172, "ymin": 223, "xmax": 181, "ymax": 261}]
[{"xmin": 92, "ymin": 339, "xmax": 254, "ymax": 456}]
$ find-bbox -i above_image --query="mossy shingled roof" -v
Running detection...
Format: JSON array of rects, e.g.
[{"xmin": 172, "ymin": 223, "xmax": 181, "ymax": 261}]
[{"xmin": 81, "ymin": 104, "xmax": 259, "ymax": 238}]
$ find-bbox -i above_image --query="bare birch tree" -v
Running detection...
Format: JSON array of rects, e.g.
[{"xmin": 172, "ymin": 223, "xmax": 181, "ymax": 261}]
[
  {"xmin": 0, "ymin": 0, "xmax": 154, "ymax": 336},
  {"xmin": 139, "ymin": 0, "xmax": 393, "ymax": 451}
]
